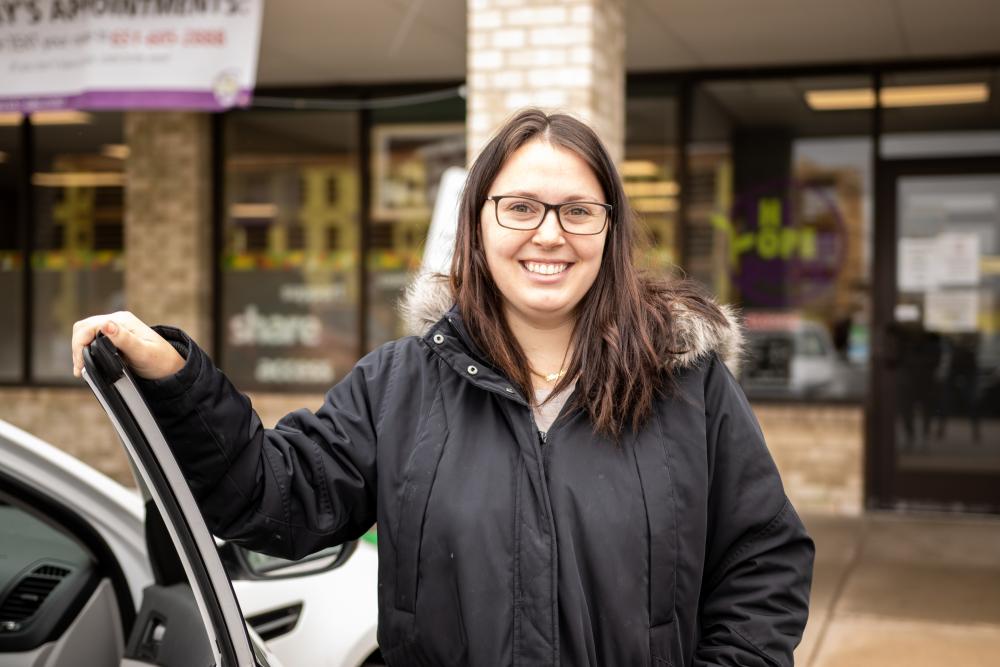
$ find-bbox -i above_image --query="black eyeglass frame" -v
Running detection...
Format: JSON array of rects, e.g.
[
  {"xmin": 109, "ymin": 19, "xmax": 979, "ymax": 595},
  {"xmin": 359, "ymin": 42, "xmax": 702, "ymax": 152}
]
[{"xmin": 486, "ymin": 195, "xmax": 612, "ymax": 236}]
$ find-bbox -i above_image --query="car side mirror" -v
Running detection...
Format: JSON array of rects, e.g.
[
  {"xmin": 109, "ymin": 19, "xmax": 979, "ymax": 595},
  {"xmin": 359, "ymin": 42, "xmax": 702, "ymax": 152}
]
[{"xmin": 220, "ymin": 541, "xmax": 357, "ymax": 580}]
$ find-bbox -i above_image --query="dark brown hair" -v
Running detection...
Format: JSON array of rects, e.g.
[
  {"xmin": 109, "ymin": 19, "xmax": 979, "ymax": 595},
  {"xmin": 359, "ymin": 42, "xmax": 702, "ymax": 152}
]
[{"xmin": 451, "ymin": 108, "xmax": 725, "ymax": 438}]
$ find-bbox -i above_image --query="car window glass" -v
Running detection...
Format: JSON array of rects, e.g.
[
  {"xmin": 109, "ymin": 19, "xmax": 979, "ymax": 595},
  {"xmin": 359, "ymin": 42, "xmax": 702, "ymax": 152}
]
[
  {"xmin": 0, "ymin": 495, "xmax": 110, "ymax": 659},
  {"xmin": 798, "ymin": 332, "xmax": 827, "ymax": 357}
]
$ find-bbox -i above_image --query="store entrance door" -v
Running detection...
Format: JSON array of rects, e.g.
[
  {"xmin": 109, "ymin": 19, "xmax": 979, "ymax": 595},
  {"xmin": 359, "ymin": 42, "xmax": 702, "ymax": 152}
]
[{"xmin": 871, "ymin": 158, "xmax": 1000, "ymax": 512}]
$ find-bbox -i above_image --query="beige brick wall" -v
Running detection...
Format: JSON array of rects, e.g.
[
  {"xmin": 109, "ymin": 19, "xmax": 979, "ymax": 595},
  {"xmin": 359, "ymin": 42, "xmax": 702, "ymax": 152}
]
[
  {"xmin": 754, "ymin": 403, "xmax": 864, "ymax": 515},
  {"xmin": 124, "ymin": 112, "xmax": 213, "ymax": 348},
  {"xmin": 467, "ymin": 0, "xmax": 626, "ymax": 163}
]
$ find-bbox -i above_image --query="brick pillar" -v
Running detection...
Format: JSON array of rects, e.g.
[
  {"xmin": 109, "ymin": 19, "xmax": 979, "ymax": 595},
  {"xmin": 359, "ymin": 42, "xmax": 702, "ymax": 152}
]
[
  {"xmin": 467, "ymin": 0, "xmax": 626, "ymax": 164},
  {"xmin": 124, "ymin": 112, "xmax": 213, "ymax": 348}
]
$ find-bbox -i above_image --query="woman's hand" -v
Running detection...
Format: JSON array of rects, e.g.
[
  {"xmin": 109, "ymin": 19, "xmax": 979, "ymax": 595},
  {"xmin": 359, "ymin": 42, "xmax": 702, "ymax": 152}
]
[{"xmin": 71, "ymin": 312, "xmax": 185, "ymax": 380}]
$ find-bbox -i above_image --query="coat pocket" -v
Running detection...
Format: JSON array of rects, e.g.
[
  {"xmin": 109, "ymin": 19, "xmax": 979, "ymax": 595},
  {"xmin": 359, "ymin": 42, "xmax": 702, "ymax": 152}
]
[
  {"xmin": 649, "ymin": 620, "xmax": 680, "ymax": 667},
  {"xmin": 381, "ymin": 634, "xmax": 440, "ymax": 667},
  {"xmin": 392, "ymin": 387, "xmax": 449, "ymax": 613}
]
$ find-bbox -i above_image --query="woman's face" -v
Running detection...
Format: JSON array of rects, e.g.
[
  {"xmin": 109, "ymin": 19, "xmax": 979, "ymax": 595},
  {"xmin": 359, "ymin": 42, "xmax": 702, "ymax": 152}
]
[{"xmin": 480, "ymin": 139, "xmax": 608, "ymax": 326}]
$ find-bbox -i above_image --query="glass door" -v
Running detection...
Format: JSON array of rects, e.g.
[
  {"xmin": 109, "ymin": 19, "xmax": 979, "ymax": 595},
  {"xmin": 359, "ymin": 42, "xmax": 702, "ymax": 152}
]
[{"xmin": 872, "ymin": 158, "xmax": 1000, "ymax": 511}]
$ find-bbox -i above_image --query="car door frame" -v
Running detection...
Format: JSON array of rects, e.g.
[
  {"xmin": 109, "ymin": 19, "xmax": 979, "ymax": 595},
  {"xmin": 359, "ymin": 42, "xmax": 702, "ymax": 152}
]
[{"xmin": 82, "ymin": 334, "xmax": 261, "ymax": 666}]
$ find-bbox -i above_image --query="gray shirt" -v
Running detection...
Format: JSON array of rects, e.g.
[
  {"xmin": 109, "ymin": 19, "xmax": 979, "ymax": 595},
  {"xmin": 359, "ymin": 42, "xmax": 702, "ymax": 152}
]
[{"xmin": 533, "ymin": 382, "xmax": 575, "ymax": 434}]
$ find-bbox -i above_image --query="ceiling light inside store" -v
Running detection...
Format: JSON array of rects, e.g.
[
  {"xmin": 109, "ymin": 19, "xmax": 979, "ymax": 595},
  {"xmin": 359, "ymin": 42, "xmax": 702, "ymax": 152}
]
[
  {"xmin": 624, "ymin": 181, "xmax": 680, "ymax": 197},
  {"xmin": 806, "ymin": 83, "xmax": 990, "ymax": 110},
  {"xmin": 0, "ymin": 111, "xmax": 95, "ymax": 126},
  {"xmin": 230, "ymin": 203, "xmax": 279, "ymax": 219},
  {"xmin": 33, "ymin": 172, "xmax": 125, "ymax": 187},
  {"xmin": 102, "ymin": 144, "xmax": 130, "ymax": 160},
  {"xmin": 621, "ymin": 160, "xmax": 661, "ymax": 178},
  {"xmin": 633, "ymin": 197, "xmax": 678, "ymax": 213},
  {"xmin": 31, "ymin": 111, "xmax": 93, "ymax": 125}
]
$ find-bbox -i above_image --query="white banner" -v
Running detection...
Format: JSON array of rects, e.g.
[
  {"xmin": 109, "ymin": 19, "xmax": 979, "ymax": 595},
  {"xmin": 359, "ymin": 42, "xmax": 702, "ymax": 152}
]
[{"xmin": 0, "ymin": 0, "xmax": 263, "ymax": 111}]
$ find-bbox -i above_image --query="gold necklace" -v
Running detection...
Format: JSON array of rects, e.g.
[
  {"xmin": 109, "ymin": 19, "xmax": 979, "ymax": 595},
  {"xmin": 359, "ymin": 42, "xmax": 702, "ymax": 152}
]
[
  {"xmin": 529, "ymin": 367, "xmax": 568, "ymax": 382},
  {"xmin": 529, "ymin": 342, "xmax": 571, "ymax": 383}
]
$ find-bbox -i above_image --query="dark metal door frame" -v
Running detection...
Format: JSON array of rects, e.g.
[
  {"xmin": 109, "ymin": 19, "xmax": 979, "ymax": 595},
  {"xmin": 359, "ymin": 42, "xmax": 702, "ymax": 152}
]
[{"xmin": 869, "ymin": 156, "xmax": 1000, "ymax": 512}]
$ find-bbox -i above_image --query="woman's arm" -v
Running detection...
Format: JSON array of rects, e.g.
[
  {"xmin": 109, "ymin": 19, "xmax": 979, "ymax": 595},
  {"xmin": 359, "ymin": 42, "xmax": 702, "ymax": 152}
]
[
  {"xmin": 696, "ymin": 354, "xmax": 815, "ymax": 667},
  {"xmin": 134, "ymin": 326, "xmax": 391, "ymax": 561}
]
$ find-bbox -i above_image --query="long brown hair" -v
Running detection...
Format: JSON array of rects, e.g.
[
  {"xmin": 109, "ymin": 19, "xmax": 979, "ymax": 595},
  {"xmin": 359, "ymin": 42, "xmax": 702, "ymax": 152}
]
[{"xmin": 451, "ymin": 108, "xmax": 725, "ymax": 438}]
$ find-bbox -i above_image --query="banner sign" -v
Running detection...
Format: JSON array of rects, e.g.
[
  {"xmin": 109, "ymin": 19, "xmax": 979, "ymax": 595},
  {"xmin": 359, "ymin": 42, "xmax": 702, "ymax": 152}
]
[{"xmin": 0, "ymin": 0, "xmax": 263, "ymax": 112}]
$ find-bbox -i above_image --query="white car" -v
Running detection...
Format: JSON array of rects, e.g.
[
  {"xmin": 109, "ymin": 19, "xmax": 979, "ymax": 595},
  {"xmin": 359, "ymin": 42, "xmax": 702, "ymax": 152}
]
[
  {"xmin": 0, "ymin": 336, "xmax": 381, "ymax": 666},
  {"xmin": 741, "ymin": 318, "xmax": 864, "ymax": 400}
]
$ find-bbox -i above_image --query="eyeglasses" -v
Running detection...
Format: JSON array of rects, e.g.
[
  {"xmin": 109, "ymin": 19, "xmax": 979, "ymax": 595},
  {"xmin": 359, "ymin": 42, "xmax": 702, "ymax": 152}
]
[{"xmin": 487, "ymin": 195, "xmax": 611, "ymax": 236}]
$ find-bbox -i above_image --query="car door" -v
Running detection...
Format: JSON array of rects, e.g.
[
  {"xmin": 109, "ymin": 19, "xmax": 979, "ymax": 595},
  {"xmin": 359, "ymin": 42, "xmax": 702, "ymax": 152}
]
[{"xmin": 82, "ymin": 333, "xmax": 277, "ymax": 667}]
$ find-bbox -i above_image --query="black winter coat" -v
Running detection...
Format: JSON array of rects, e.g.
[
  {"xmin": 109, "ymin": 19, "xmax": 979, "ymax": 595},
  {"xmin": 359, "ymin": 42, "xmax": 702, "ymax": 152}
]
[{"xmin": 138, "ymin": 278, "xmax": 814, "ymax": 667}]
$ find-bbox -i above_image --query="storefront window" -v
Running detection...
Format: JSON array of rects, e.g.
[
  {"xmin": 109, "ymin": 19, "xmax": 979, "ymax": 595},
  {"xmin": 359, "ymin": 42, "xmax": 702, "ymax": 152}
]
[
  {"xmin": 367, "ymin": 102, "xmax": 465, "ymax": 350},
  {"xmin": 688, "ymin": 77, "xmax": 874, "ymax": 401},
  {"xmin": 625, "ymin": 82, "xmax": 680, "ymax": 274},
  {"xmin": 223, "ymin": 111, "xmax": 361, "ymax": 392},
  {"xmin": 32, "ymin": 112, "xmax": 125, "ymax": 382},
  {"xmin": 0, "ymin": 123, "xmax": 22, "ymax": 381}
]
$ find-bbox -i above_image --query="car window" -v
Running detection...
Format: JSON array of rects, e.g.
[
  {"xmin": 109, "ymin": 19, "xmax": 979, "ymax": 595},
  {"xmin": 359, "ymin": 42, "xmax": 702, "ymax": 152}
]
[
  {"xmin": 798, "ymin": 331, "xmax": 828, "ymax": 357},
  {"xmin": 0, "ymin": 500, "xmax": 94, "ymax": 645},
  {"xmin": 0, "ymin": 482, "xmax": 139, "ymax": 665}
]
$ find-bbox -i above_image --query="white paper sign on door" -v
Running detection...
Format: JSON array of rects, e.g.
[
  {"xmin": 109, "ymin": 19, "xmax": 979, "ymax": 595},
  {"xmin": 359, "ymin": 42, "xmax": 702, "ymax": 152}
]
[
  {"xmin": 935, "ymin": 232, "xmax": 981, "ymax": 286},
  {"xmin": 898, "ymin": 238, "xmax": 938, "ymax": 291},
  {"xmin": 924, "ymin": 289, "xmax": 979, "ymax": 333}
]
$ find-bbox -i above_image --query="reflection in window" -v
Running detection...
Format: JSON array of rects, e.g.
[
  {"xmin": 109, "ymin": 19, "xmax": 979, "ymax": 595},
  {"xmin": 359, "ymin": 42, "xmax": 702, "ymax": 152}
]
[
  {"xmin": 894, "ymin": 175, "xmax": 1000, "ymax": 467},
  {"xmin": 367, "ymin": 122, "xmax": 465, "ymax": 350},
  {"xmin": 31, "ymin": 112, "xmax": 125, "ymax": 382},
  {"xmin": 688, "ymin": 77, "xmax": 874, "ymax": 401},
  {"xmin": 0, "ymin": 124, "xmax": 22, "ymax": 380},
  {"xmin": 223, "ymin": 111, "xmax": 360, "ymax": 392},
  {"xmin": 625, "ymin": 84, "xmax": 680, "ymax": 274}
]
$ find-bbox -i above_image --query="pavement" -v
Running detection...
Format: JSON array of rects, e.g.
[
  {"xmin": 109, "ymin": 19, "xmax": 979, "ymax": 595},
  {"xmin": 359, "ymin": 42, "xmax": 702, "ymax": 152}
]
[{"xmin": 796, "ymin": 512, "xmax": 1000, "ymax": 667}]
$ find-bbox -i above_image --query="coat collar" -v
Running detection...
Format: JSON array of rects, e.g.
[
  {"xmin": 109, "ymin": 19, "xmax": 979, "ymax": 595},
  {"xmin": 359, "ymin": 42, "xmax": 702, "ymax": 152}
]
[{"xmin": 399, "ymin": 271, "xmax": 744, "ymax": 374}]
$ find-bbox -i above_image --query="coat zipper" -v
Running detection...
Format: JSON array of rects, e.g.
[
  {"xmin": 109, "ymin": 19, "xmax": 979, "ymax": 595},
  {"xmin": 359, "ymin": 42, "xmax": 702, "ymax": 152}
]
[{"xmin": 525, "ymin": 409, "xmax": 559, "ymax": 666}]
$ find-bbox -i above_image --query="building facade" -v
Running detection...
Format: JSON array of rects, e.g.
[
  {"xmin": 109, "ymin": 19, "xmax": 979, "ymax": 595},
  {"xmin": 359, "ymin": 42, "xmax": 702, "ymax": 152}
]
[{"xmin": 1, "ymin": 0, "xmax": 999, "ymax": 515}]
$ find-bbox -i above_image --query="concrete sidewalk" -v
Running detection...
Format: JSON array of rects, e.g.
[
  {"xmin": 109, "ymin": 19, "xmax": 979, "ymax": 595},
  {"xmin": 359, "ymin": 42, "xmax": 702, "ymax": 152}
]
[{"xmin": 796, "ymin": 513, "xmax": 1000, "ymax": 667}]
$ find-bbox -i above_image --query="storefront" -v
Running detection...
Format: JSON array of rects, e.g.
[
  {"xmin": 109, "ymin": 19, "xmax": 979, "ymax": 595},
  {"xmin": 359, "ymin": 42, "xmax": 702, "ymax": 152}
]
[{"xmin": 1, "ymin": 59, "xmax": 998, "ymax": 513}]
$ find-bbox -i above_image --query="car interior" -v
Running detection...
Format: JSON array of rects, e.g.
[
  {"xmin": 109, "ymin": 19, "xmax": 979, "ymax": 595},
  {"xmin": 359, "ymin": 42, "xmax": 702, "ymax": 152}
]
[{"xmin": 0, "ymin": 474, "xmax": 215, "ymax": 667}]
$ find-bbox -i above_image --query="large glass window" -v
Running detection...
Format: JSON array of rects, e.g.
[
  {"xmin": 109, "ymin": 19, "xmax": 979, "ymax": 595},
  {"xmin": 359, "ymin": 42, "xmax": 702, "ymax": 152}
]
[
  {"xmin": 367, "ymin": 101, "xmax": 465, "ymax": 350},
  {"xmin": 32, "ymin": 112, "xmax": 125, "ymax": 382},
  {"xmin": 688, "ymin": 77, "xmax": 874, "ymax": 401},
  {"xmin": 881, "ymin": 68, "xmax": 1000, "ymax": 159},
  {"xmin": 625, "ymin": 82, "xmax": 680, "ymax": 274},
  {"xmin": 223, "ymin": 111, "xmax": 361, "ymax": 392},
  {"xmin": 0, "ymin": 122, "xmax": 22, "ymax": 381}
]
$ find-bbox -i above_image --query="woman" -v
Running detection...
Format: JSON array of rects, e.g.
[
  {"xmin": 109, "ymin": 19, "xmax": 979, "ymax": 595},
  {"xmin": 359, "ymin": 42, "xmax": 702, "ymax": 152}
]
[{"xmin": 72, "ymin": 109, "xmax": 813, "ymax": 666}]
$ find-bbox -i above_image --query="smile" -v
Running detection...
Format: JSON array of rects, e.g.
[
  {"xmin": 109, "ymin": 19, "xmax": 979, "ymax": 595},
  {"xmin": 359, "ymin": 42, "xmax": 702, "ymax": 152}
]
[{"xmin": 521, "ymin": 261, "xmax": 570, "ymax": 275}]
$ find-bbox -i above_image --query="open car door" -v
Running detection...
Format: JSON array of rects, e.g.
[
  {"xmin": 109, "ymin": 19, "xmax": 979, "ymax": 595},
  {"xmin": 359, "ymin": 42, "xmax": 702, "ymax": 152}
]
[{"xmin": 82, "ymin": 333, "xmax": 276, "ymax": 667}]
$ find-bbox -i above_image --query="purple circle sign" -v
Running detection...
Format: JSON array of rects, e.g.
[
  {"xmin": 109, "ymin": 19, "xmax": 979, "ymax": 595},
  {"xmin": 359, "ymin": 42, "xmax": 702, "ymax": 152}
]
[{"xmin": 716, "ymin": 180, "xmax": 847, "ymax": 308}]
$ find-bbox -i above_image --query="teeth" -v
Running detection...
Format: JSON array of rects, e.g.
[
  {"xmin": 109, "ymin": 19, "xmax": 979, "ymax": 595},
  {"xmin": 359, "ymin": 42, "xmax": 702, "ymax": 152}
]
[{"xmin": 524, "ymin": 262, "xmax": 568, "ymax": 275}]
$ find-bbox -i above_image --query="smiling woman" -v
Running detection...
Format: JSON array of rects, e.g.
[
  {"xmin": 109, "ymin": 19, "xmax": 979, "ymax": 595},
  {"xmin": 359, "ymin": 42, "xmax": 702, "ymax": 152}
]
[
  {"xmin": 482, "ymin": 141, "xmax": 608, "ymax": 324},
  {"xmin": 71, "ymin": 108, "xmax": 813, "ymax": 667}
]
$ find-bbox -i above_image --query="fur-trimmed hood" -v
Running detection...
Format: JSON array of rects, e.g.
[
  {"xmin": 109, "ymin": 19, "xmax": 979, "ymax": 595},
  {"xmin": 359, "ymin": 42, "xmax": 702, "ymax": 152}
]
[{"xmin": 399, "ymin": 272, "xmax": 744, "ymax": 373}]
